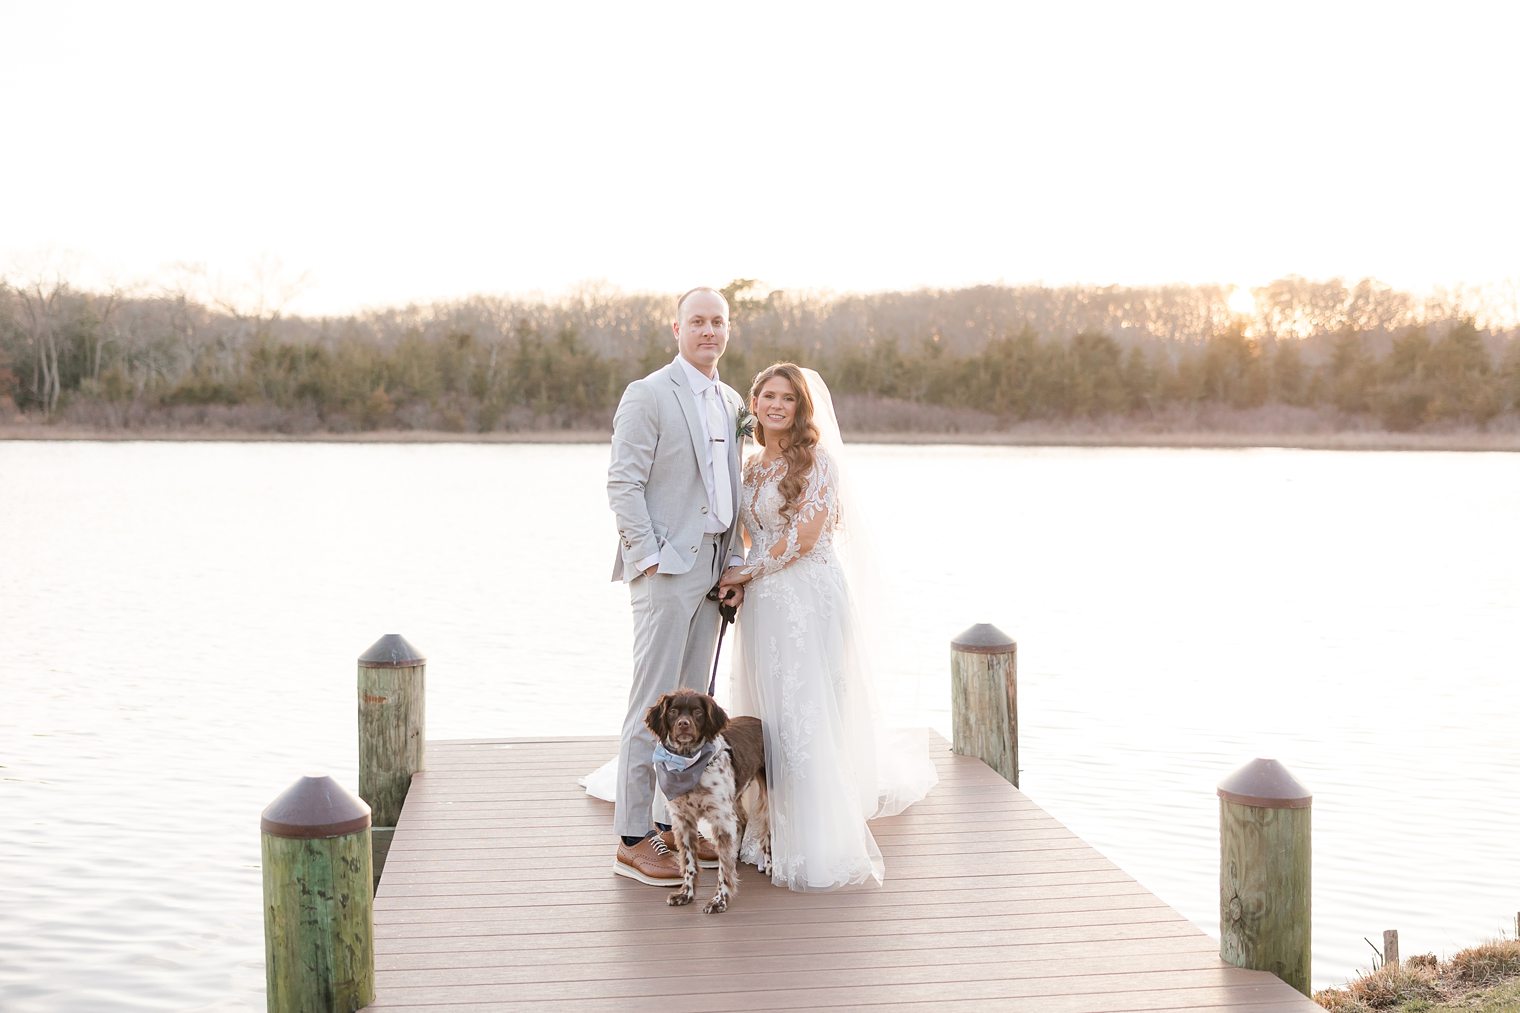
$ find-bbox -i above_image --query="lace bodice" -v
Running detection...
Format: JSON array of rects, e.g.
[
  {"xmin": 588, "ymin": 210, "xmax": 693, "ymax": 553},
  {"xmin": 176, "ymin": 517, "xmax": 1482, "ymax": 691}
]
[{"xmin": 738, "ymin": 449, "xmax": 840, "ymax": 580}]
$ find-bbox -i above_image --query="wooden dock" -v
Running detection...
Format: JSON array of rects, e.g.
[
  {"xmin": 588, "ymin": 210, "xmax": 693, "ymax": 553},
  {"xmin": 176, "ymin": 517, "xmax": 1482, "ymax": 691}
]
[{"xmin": 368, "ymin": 734, "xmax": 1318, "ymax": 1011}]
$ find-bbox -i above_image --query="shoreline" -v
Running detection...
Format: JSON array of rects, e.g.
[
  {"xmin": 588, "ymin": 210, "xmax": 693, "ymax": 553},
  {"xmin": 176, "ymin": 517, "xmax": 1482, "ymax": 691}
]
[
  {"xmin": 1313, "ymin": 938, "xmax": 1520, "ymax": 1011},
  {"xmin": 2, "ymin": 424, "xmax": 1519, "ymax": 453}
]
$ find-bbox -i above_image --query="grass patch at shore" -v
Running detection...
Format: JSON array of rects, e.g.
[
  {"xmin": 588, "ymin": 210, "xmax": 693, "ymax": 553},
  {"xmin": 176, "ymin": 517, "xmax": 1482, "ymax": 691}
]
[{"xmin": 1314, "ymin": 940, "xmax": 1520, "ymax": 1011}]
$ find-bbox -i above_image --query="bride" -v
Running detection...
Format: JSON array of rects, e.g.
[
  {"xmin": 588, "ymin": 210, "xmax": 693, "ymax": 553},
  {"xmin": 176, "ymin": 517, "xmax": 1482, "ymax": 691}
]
[
  {"xmin": 583, "ymin": 363, "xmax": 936, "ymax": 891},
  {"xmin": 717, "ymin": 362, "xmax": 936, "ymax": 891}
]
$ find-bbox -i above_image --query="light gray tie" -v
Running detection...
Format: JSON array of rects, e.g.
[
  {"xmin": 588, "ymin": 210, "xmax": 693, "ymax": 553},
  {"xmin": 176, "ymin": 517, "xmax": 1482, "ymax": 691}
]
[{"xmin": 705, "ymin": 387, "xmax": 733, "ymax": 526}]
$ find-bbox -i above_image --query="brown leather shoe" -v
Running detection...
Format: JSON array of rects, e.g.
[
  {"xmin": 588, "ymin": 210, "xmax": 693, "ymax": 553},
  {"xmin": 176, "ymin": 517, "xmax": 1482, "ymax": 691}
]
[
  {"xmin": 660, "ymin": 829, "xmax": 720, "ymax": 869},
  {"xmin": 613, "ymin": 836, "xmax": 682, "ymax": 886}
]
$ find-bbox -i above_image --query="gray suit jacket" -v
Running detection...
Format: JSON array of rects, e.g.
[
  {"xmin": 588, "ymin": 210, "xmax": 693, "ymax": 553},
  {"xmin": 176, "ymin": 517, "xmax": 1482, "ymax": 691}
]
[{"xmin": 608, "ymin": 361, "xmax": 744, "ymax": 582}]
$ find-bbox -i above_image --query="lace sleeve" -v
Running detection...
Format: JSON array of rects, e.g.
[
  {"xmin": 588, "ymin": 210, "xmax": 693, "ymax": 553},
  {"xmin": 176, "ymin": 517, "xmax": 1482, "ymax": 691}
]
[{"xmin": 740, "ymin": 451, "xmax": 836, "ymax": 580}]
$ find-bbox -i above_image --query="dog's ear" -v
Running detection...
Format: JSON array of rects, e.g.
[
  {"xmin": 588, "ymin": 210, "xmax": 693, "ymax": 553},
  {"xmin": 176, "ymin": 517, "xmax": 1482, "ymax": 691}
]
[
  {"xmin": 702, "ymin": 695, "xmax": 730, "ymax": 736},
  {"xmin": 645, "ymin": 695, "xmax": 670, "ymax": 737}
]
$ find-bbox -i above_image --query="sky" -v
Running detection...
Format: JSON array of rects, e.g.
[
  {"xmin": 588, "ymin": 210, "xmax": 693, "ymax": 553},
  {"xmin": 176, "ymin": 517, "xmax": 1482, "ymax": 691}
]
[{"xmin": 3, "ymin": 1, "xmax": 1517, "ymax": 317}]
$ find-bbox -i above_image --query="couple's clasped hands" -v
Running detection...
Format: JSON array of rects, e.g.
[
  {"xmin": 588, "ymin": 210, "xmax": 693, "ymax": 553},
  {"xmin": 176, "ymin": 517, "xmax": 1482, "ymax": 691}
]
[{"xmin": 716, "ymin": 566, "xmax": 753, "ymax": 610}]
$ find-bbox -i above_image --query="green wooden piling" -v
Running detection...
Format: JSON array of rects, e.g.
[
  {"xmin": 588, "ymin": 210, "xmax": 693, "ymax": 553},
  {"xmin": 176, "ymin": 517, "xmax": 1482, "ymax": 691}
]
[
  {"xmin": 1218, "ymin": 758, "xmax": 1312, "ymax": 995},
  {"xmin": 261, "ymin": 775, "xmax": 374, "ymax": 1012},
  {"xmin": 950, "ymin": 623, "xmax": 1018, "ymax": 787},
  {"xmin": 358, "ymin": 634, "xmax": 425, "ymax": 884}
]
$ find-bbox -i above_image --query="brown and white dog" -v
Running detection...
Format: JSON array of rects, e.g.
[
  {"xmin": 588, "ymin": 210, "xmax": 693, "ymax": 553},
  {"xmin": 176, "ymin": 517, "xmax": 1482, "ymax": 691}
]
[{"xmin": 644, "ymin": 689, "xmax": 769, "ymax": 913}]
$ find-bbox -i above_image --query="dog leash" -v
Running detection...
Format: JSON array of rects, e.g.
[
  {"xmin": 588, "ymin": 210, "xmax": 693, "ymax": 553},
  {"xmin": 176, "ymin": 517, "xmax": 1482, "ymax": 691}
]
[{"xmin": 705, "ymin": 585, "xmax": 738, "ymax": 696}]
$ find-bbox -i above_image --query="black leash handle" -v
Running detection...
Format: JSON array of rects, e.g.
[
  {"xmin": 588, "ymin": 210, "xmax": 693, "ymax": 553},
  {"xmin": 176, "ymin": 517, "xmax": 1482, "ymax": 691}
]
[{"xmin": 705, "ymin": 585, "xmax": 738, "ymax": 696}]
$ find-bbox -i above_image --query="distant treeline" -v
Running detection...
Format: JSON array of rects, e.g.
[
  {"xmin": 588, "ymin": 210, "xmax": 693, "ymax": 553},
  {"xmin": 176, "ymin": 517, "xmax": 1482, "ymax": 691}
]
[{"xmin": 2, "ymin": 277, "xmax": 1518, "ymax": 434}]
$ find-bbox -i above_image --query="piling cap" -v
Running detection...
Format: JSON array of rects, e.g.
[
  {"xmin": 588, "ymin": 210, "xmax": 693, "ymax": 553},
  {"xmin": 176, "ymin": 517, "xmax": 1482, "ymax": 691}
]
[
  {"xmin": 359, "ymin": 634, "xmax": 426, "ymax": 668},
  {"xmin": 951, "ymin": 623, "xmax": 1016, "ymax": 655},
  {"xmin": 1217, "ymin": 758, "xmax": 1312, "ymax": 809},
  {"xmin": 261, "ymin": 775, "xmax": 372, "ymax": 839}
]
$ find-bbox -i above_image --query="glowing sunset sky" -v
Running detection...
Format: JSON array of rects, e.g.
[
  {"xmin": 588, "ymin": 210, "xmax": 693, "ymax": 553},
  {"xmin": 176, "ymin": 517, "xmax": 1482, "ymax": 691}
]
[{"xmin": 3, "ymin": 1, "xmax": 1516, "ymax": 316}]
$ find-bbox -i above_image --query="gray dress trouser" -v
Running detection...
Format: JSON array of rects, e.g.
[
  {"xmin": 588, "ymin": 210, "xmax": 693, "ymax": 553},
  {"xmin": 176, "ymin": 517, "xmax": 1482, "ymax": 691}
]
[{"xmin": 614, "ymin": 533, "xmax": 724, "ymax": 839}]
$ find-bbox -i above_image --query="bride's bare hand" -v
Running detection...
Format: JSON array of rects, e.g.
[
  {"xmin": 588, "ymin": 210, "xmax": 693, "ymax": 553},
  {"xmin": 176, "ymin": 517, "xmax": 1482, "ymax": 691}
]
[
  {"xmin": 720, "ymin": 565, "xmax": 751, "ymax": 586},
  {"xmin": 718, "ymin": 583, "xmax": 745, "ymax": 610}
]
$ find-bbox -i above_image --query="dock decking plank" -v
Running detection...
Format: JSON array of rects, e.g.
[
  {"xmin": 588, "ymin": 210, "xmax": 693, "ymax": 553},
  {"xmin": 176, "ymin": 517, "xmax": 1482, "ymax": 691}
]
[{"xmin": 371, "ymin": 735, "xmax": 1316, "ymax": 1010}]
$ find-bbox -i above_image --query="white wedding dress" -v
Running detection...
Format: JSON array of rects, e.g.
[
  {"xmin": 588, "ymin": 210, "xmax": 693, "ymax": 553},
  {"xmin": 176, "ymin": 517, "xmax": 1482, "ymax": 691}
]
[{"xmin": 730, "ymin": 447, "xmax": 935, "ymax": 890}]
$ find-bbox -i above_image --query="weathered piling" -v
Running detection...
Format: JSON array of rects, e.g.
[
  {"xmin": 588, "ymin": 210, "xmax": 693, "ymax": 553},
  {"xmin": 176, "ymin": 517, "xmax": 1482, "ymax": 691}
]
[
  {"xmin": 261, "ymin": 775, "xmax": 374, "ymax": 1012},
  {"xmin": 1218, "ymin": 758, "xmax": 1312, "ymax": 995},
  {"xmin": 1382, "ymin": 929, "xmax": 1400, "ymax": 968},
  {"xmin": 358, "ymin": 634, "xmax": 425, "ymax": 883},
  {"xmin": 950, "ymin": 623, "xmax": 1018, "ymax": 787}
]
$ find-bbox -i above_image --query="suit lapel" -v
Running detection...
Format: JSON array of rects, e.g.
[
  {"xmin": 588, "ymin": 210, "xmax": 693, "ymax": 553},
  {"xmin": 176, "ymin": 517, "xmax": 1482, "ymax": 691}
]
[
  {"xmin": 669, "ymin": 363, "xmax": 712, "ymax": 483},
  {"xmin": 723, "ymin": 388, "xmax": 742, "ymax": 507}
]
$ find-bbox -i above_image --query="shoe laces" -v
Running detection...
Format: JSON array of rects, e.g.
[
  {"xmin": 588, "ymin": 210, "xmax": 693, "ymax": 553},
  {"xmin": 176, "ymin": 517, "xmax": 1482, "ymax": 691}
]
[{"xmin": 649, "ymin": 834, "xmax": 674, "ymax": 857}]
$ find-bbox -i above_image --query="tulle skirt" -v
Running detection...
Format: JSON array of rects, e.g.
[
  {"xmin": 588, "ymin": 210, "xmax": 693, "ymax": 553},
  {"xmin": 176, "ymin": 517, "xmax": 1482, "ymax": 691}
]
[{"xmin": 728, "ymin": 550, "xmax": 936, "ymax": 891}]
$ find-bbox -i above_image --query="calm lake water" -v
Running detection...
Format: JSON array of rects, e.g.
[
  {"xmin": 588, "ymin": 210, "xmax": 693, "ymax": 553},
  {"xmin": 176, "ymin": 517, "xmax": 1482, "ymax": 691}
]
[{"xmin": 2, "ymin": 439, "xmax": 1517, "ymax": 1008}]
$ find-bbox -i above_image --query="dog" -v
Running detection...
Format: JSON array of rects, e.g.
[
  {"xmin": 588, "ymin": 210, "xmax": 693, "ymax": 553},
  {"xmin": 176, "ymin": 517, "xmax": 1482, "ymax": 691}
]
[{"xmin": 644, "ymin": 689, "xmax": 768, "ymax": 913}]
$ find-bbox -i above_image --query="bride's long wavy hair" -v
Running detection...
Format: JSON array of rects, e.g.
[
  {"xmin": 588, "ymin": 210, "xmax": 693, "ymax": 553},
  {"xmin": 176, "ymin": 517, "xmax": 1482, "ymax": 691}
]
[{"xmin": 749, "ymin": 362, "xmax": 820, "ymax": 525}]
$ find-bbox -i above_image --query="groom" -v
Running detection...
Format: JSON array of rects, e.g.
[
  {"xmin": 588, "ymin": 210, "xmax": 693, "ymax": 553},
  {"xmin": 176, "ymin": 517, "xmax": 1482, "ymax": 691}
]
[{"xmin": 607, "ymin": 286, "xmax": 746, "ymax": 885}]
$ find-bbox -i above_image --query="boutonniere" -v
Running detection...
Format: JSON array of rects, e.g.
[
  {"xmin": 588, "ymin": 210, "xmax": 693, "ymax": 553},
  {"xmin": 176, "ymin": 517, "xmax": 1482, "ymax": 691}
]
[{"xmin": 735, "ymin": 406, "xmax": 757, "ymax": 442}]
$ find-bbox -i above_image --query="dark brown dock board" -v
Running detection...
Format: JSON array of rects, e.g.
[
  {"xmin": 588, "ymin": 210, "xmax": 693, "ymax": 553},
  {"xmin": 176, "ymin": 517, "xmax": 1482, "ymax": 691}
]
[{"xmin": 369, "ymin": 735, "xmax": 1317, "ymax": 1010}]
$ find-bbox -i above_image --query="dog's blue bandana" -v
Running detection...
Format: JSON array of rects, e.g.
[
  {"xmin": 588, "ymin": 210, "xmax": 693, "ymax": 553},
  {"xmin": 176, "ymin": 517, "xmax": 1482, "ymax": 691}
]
[{"xmin": 652, "ymin": 740, "xmax": 719, "ymax": 799}]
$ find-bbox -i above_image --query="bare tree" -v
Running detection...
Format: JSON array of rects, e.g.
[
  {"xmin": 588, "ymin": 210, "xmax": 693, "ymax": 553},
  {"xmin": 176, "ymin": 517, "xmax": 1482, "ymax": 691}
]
[{"xmin": 16, "ymin": 275, "xmax": 68, "ymax": 415}]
